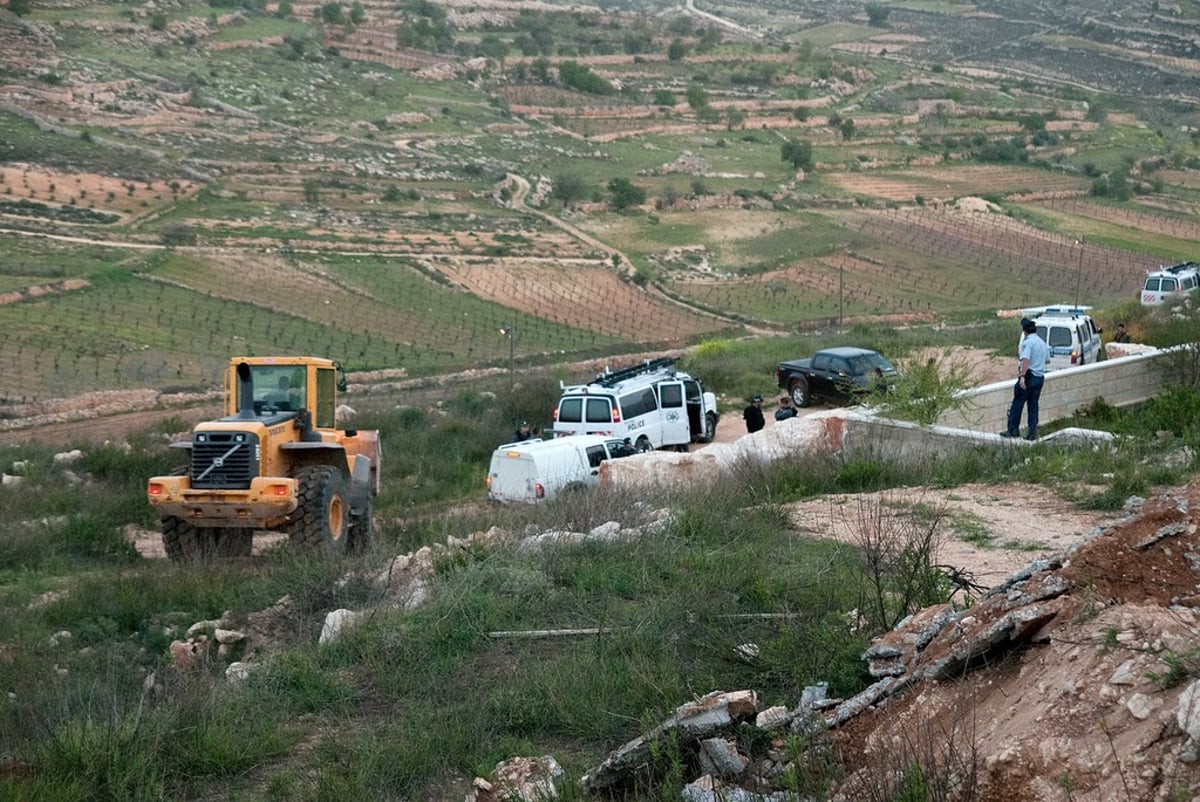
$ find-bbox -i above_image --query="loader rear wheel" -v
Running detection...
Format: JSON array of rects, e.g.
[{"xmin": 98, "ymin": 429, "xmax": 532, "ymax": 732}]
[
  {"xmin": 347, "ymin": 498, "xmax": 373, "ymax": 554},
  {"xmin": 289, "ymin": 466, "xmax": 350, "ymax": 556},
  {"xmin": 162, "ymin": 516, "xmax": 216, "ymax": 562}
]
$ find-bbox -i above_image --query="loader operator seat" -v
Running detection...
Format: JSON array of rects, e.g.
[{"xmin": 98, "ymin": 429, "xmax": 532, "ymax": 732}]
[{"xmin": 266, "ymin": 375, "xmax": 295, "ymax": 412}]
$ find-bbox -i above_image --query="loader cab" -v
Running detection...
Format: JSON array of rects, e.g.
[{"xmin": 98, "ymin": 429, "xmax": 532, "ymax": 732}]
[{"xmin": 226, "ymin": 357, "xmax": 344, "ymax": 429}]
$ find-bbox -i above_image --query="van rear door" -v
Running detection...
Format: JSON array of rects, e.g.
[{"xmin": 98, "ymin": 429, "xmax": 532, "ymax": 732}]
[
  {"xmin": 656, "ymin": 380, "xmax": 690, "ymax": 447},
  {"xmin": 553, "ymin": 395, "xmax": 616, "ymax": 437},
  {"xmin": 488, "ymin": 448, "xmax": 540, "ymax": 503}
]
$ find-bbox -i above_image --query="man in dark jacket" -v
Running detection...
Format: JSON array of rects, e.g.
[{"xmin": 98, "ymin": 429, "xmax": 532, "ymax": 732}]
[
  {"xmin": 513, "ymin": 421, "xmax": 535, "ymax": 441},
  {"xmin": 743, "ymin": 396, "xmax": 765, "ymax": 434}
]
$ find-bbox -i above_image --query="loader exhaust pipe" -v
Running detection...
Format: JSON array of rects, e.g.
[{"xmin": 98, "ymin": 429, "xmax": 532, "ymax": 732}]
[{"xmin": 235, "ymin": 362, "xmax": 257, "ymax": 419}]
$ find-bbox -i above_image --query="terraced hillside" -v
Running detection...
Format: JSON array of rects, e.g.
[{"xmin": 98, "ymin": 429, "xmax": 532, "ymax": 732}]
[{"xmin": 0, "ymin": 0, "xmax": 1198, "ymax": 404}]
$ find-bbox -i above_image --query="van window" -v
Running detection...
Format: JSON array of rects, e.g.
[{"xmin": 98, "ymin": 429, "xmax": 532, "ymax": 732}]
[
  {"xmin": 1163, "ymin": 278, "xmax": 1179, "ymax": 292},
  {"xmin": 558, "ymin": 397, "xmax": 582, "ymax": 423},
  {"xmin": 585, "ymin": 397, "xmax": 613, "ymax": 423},
  {"xmin": 1144, "ymin": 278, "xmax": 1160, "ymax": 291},
  {"xmin": 1036, "ymin": 326, "xmax": 1072, "ymax": 348},
  {"xmin": 659, "ymin": 383, "xmax": 684, "ymax": 408},
  {"xmin": 619, "ymin": 388, "xmax": 657, "ymax": 418},
  {"xmin": 585, "ymin": 445, "xmax": 608, "ymax": 468}
]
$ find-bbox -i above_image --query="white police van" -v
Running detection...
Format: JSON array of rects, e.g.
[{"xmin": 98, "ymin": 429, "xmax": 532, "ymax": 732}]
[
  {"xmin": 486, "ymin": 435, "xmax": 637, "ymax": 504},
  {"xmin": 1027, "ymin": 305, "xmax": 1103, "ymax": 371},
  {"xmin": 1141, "ymin": 262, "xmax": 1199, "ymax": 306},
  {"xmin": 551, "ymin": 357, "xmax": 719, "ymax": 452}
]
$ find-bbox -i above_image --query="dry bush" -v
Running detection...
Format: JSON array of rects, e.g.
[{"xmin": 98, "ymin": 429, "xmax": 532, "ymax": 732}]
[{"xmin": 845, "ymin": 493, "xmax": 949, "ymax": 632}]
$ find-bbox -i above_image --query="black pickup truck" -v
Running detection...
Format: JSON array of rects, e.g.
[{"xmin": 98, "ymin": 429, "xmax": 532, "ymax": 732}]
[{"xmin": 776, "ymin": 346, "xmax": 898, "ymax": 407}]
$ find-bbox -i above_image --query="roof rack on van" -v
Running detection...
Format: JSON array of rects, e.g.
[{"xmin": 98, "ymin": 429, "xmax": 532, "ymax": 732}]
[
  {"xmin": 593, "ymin": 357, "xmax": 676, "ymax": 388},
  {"xmin": 1160, "ymin": 261, "xmax": 1200, "ymax": 275}
]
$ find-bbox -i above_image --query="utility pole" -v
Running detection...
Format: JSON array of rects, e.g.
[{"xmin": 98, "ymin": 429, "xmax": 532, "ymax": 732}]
[
  {"xmin": 500, "ymin": 323, "xmax": 514, "ymax": 386},
  {"xmin": 1075, "ymin": 235, "xmax": 1085, "ymax": 309},
  {"xmin": 839, "ymin": 266, "xmax": 844, "ymax": 328}
]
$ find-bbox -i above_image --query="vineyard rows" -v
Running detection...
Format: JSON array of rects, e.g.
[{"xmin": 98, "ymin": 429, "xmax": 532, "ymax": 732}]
[
  {"xmin": 1028, "ymin": 196, "xmax": 1200, "ymax": 244},
  {"xmin": 429, "ymin": 256, "xmax": 724, "ymax": 341},
  {"xmin": 857, "ymin": 207, "xmax": 1160, "ymax": 305}
]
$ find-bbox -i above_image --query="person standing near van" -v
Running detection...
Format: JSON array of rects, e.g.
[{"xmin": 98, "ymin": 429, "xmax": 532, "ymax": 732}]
[
  {"xmin": 1112, "ymin": 322, "xmax": 1131, "ymax": 343},
  {"xmin": 1001, "ymin": 318, "xmax": 1051, "ymax": 441},
  {"xmin": 513, "ymin": 420, "xmax": 536, "ymax": 442},
  {"xmin": 743, "ymin": 395, "xmax": 765, "ymax": 433}
]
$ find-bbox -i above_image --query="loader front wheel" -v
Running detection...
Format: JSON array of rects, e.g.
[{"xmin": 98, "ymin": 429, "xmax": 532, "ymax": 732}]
[
  {"xmin": 162, "ymin": 516, "xmax": 216, "ymax": 562},
  {"xmin": 289, "ymin": 466, "xmax": 350, "ymax": 556}
]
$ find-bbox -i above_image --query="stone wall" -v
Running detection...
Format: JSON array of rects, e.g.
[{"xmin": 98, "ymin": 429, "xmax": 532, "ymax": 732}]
[
  {"xmin": 936, "ymin": 345, "xmax": 1169, "ymax": 433},
  {"xmin": 601, "ymin": 346, "xmax": 1174, "ymax": 492}
]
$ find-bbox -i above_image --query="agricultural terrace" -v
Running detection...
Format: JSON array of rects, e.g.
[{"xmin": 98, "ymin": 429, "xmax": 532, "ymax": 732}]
[
  {"xmin": 2, "ymin": 0, "xmax": 1200, "ymax": 405},
  {"xmin": 0, "ymin": 164, "xmax": 201, "ymax": 223}
]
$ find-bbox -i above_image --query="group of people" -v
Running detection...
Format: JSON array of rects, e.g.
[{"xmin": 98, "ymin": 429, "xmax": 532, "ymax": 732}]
[
  {"xmin": 521, "ymin": 316, "xmax": 1132, "ymax": 445},
  {"xmin": 742, "ymin": 394, "xmax": 797, "ymax": 433}
]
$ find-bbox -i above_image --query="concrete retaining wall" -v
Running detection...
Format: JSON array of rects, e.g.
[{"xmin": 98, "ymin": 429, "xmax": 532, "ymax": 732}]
[
  {"xmin": 601, "ymin": 345, "xmax": 1174, "ymax": 492},
  {"xmin": 936, "ymin": 346, "xmax": 1169, "ymax": 433}
]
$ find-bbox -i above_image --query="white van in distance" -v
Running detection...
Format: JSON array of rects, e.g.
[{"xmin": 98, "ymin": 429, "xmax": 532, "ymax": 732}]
[
  {"xmin": 1141, "ymin": 262, "xmax": 1199, "ymax": 306},
  {"xmin": 486, "ymin": 435, "xmax": 637, "ymax": 504},
  {"xmin": 552, "ymin": 357, "xmax": 719, "ymax": 452}
]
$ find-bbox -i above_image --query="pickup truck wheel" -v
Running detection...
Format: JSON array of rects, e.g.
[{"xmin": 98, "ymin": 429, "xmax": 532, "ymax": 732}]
[
  {"xmin": 347, "ymin": 498, "xmax": 373, "ymax": 554},
  {"xmin": 702, "ymin": 412, "xmax": 718, "ymax": 443},
  {"xmin": 789, "ymin": 377, "xmax": 812, "ymax": 408},
  {"xmin": 162, "ymin": 516, "xmax": 216, "ymax": 562},
  {"xmin": 289, "ymin": 466, "xmax": 350, "ymax": 556}
]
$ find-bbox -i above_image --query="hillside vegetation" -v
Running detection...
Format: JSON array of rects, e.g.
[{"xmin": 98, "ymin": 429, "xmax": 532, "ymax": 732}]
[{"xmin": 0, "ymin": 0, "xmax": 1198, "ymax": 405}]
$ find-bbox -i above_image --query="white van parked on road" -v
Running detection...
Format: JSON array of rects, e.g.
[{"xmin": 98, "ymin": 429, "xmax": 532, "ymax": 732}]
[
  {"xmin": 551, "ymin": 357, "xmax": 719, "ymax": 452},
  {"xmin": 486, "ymin": 435, "xmax": 637, "ymax": 504}
]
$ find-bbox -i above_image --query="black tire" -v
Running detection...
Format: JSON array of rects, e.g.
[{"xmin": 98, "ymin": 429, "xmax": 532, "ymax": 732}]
[
  {"xmin": 216, "ymin": 528, "xmax": 254, "ymax": 558},
  {"xmin": 789, "ymin": 377, "xmax": 811, "ymax": 408},
  {"xmin": 347, "ymin": 498, "xmax": 373, "ymax": 555},
  {"xmin": 288, "ymin": 466, "xmax": 350, "ymax": 556},
  {"xmin": 701, "ymin": 412, "xmax": 718, "ymax": 443},
  {"xmin": 162, "ymin": 516, "xmax": 216, "ymax": 562},
  {"xmin": 635, "ymin": 436, "xmax": 652, "ymax": 453}
]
